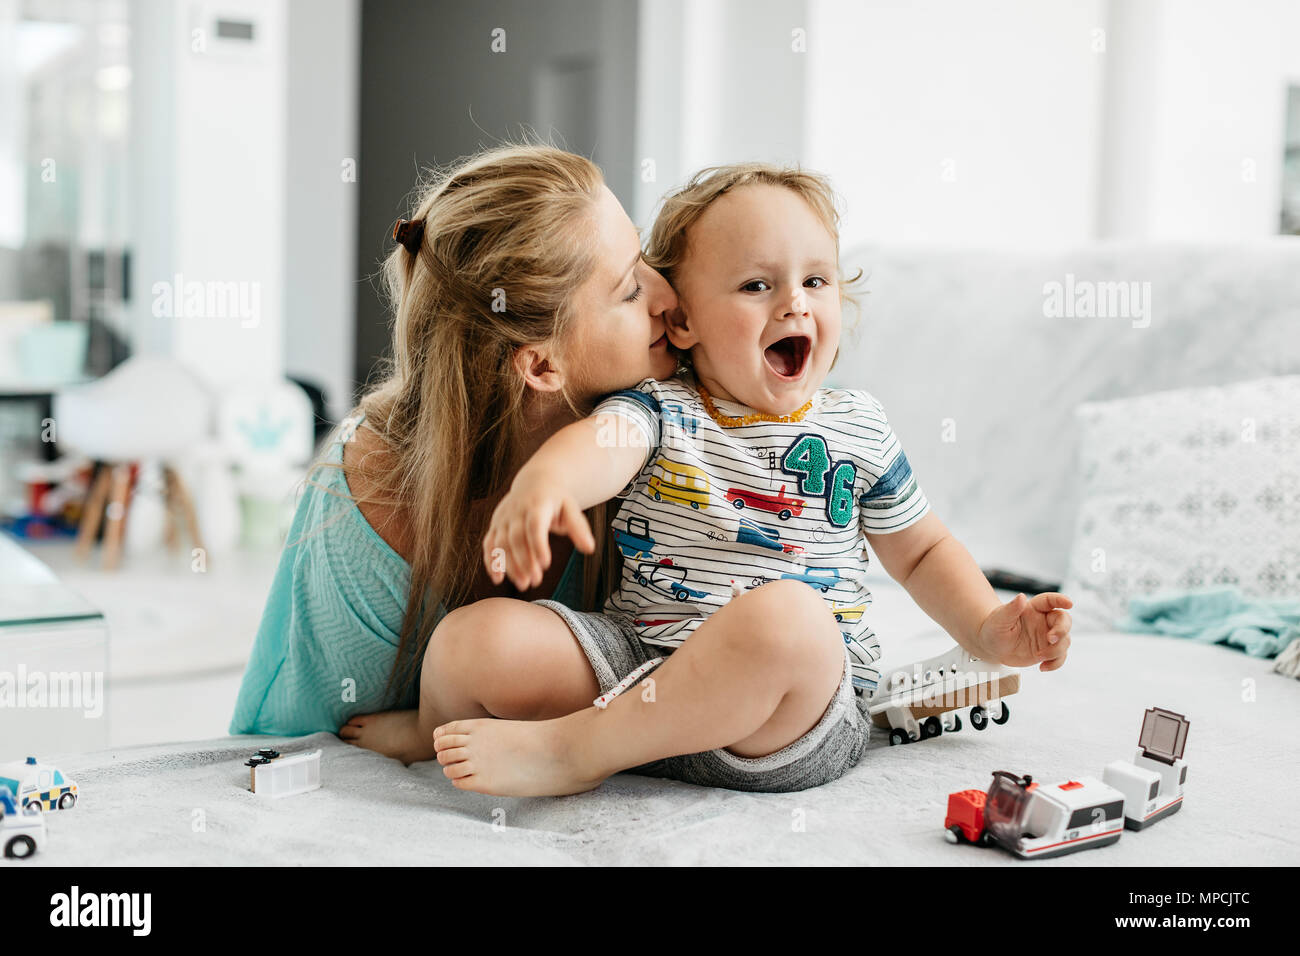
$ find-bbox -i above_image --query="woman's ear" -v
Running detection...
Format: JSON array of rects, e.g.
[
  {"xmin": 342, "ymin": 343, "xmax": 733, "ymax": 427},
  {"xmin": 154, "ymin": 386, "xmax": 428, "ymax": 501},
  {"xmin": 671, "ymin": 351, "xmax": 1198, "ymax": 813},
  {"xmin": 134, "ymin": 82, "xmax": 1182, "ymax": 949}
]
[
  {"xmin": 513, "ymin": 344, "xmax": 564, "ymax": 393},
  {"xmin": 664, "ymin": 306, "xmax": 697, "ymax": 350}
]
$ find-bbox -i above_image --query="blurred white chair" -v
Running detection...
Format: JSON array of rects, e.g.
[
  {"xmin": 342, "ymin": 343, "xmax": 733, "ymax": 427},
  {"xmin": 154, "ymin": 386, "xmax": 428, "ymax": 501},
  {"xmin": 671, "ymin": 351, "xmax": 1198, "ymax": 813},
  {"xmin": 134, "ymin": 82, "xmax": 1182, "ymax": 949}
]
[
  {"xmin": 53, "ymin": 356, "xmax": 211, "ymax": 569},
  {"xmin": 216, "ymin": 379, "xmax": 316, "ymax": 551}
]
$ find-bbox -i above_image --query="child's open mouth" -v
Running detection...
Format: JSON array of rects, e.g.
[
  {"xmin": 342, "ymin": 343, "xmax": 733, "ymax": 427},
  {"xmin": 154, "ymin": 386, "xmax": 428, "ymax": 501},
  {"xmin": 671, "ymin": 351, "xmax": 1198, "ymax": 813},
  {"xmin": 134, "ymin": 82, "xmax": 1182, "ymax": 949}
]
[{"xmin": 763, "ymin": 335, "xmax": 811, "ymax": 379}]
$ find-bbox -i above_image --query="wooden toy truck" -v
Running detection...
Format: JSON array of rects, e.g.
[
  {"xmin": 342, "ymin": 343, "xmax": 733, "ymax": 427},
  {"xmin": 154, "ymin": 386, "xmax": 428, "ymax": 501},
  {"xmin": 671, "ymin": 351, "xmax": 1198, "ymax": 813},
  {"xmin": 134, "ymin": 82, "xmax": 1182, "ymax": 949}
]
[{"xmin": 865, "ymin": 644, "xmax": 1021, "ymax": 745}]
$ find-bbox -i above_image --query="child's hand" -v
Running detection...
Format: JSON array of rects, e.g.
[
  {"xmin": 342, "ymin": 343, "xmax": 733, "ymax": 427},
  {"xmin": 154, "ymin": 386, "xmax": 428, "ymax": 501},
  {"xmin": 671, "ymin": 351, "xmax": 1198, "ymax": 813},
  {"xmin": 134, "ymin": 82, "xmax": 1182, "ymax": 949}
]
[
  {"xmin": 482, "ymin": 478, "xmax": 596, "ymax": 591},
  {"xmin": 976, "ymin": 592, "xmax": 1073, "ymax": 672}
]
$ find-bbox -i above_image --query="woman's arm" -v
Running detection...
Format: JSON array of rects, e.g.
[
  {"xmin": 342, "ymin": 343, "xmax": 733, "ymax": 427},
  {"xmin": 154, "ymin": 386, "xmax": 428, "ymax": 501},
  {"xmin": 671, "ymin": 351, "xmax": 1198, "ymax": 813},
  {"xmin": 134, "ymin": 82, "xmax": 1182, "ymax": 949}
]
[{"xmin": 484, "ymin": 413, "xmax": 649, "ymax": 591}]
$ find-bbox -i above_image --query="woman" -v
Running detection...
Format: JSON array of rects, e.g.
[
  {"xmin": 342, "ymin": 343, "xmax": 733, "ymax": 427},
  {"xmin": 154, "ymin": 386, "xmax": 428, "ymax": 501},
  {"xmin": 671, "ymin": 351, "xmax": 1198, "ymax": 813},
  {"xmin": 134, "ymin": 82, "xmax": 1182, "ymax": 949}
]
[{"xmin": 230, "ymin": 144, "xmax": 680, "ymax": 751}]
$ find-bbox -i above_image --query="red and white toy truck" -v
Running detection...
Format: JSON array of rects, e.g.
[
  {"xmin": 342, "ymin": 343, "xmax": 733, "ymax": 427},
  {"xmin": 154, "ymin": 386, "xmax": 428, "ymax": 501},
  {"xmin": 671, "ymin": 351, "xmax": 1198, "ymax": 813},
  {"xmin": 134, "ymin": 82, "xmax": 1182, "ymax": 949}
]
[
  {"xmin": 945, "ymin": 772, "xmax": 1126, "ymax": 859},
  {"xmin": 943, "ymin": 708, "xmax": 1190, "ymax": 860}
]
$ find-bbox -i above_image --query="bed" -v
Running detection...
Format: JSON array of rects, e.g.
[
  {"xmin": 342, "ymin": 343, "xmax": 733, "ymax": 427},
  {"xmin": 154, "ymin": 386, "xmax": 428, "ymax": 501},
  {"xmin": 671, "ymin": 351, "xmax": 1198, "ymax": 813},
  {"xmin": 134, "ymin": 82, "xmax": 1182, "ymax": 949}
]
[
  {"xmin": 15, "ymin": 570, "xmax": 1298, "ymax": 867},
  {"xmin": 8, "ymin": 239, "xmax": 1299, "ymax": 867}
]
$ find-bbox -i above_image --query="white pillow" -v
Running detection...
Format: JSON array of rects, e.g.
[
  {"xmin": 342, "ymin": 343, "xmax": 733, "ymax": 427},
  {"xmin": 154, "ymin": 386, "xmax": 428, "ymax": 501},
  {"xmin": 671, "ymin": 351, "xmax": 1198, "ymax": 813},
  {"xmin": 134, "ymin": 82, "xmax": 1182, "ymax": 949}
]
[{"xmin": 1062, "ymin": 376, "xmax": 1300, "ymax": 627}]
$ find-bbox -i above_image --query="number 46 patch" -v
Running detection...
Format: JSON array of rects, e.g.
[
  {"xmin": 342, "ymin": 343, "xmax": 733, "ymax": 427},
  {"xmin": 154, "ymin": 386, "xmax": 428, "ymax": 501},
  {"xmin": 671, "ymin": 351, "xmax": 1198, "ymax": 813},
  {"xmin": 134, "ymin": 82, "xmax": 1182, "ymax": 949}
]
[{"xmin": 780, "ymin": 434, "xmax": 855, "ymax": 527}]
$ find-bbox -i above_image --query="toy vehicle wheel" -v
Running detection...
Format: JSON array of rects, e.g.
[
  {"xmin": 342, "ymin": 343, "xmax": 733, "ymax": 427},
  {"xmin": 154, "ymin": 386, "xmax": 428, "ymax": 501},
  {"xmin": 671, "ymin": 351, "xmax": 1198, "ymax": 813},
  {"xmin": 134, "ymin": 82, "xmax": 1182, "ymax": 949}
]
[
  {"xmin": 4, "ymin": 835, "xmax": 36, "ymax": 859},
  {"xmin": 921, "ymin": 717, "xmax": 943, "ymax": 738},
  {"xmin": 979, "ymin": 831, "xmax": 996, "ymax": 847},
  {"xmin": 991, "ymin": 702, "xmax": 1010, "ymax": 725},
  {"xmin": 969, "ymin": 705, "xmax": 988, "ymax": 730},
  {"xmin": 944, "ymin": 825, "xmax": 963, "ymax": 844},
  {"xmin": 58, "ymin": 793, "xmax": 76, "ymax": 810},
  {"xmin": 888, "ymin": 728, "xmax": 911, "ymax": 746},
  {"xmin": 949, "ymin": 714, "xmax": 963, "ymax": 732}
]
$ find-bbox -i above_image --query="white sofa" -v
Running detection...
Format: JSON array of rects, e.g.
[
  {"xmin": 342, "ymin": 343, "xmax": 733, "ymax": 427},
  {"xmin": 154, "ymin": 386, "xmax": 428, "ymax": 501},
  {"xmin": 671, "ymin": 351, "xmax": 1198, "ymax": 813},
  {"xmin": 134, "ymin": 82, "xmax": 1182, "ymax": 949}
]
[
  {"xmin": 11, "ymin": 240, "xmax": 1300, "ymax": 867},
  {"xmin": 833, "ymin": 239, "xmax": 1300, "ymax": 589}
]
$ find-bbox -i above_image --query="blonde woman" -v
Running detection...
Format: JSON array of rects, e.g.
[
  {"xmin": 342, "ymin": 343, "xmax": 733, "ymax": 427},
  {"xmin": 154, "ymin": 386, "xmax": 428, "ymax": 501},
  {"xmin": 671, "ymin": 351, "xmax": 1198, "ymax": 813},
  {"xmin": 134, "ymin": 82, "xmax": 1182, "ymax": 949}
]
[{"xmin": 230, "ymin": 145, "xmax": 678, "ymax": 758}]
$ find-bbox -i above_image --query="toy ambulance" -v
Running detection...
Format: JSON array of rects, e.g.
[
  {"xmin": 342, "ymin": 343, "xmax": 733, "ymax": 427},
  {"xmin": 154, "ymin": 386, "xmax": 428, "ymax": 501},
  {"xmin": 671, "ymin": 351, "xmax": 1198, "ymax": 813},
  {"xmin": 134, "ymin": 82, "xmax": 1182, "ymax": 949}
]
[
  {"xmin": 1102, "ymin": 707, "xmax": 1189, "ymax": 830},
  {"xmin": 0, "ymin": 788, "xmax": 45, "ymax": 859},
  {"xmin": 866, "ymin": 644, "xmax": 1020, "ymax": 745},
  {"xmin": 945, "ymin": 770, "xmax": 1126, "ymax": 859},
  {"xmin": 0, "ymin": 756, "xmax": 79, "ymax": 812}
]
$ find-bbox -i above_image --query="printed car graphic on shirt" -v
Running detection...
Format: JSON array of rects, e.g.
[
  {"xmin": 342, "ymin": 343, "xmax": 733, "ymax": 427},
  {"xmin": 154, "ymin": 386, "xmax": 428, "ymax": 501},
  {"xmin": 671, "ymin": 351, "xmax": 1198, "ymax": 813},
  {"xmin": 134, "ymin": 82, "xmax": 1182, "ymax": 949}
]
[
  {"xmin": 743, "ymin": 566, "xmax": 846, "ymax": 593},
  {"xmin": 735, "ymin": 516, "xmax": 805, "ymax": 555},
  {"xmin": 647, "ymin": 459, "xmax": 710, "ymax": 510},
  {"xmin": 632, "ymin": 613, "xmax": 701, "ymax": 628},
  {"xmin": 780, "ymin": 566, "xmax": 844, "ymax": 592},
  {"xmin": 830, "ymin": 602, "xmax": 865, "ymax": 623},
  {"xmin": 635, "ymin": 558, "xmax": 710, "ymax": 602},
  {"xmin": 725, "ymin": 483, "xmax": 806, "ymax": 520},
  {"xmin": 613, "ymin": 515, "xmax": 656, "ymax": 559}
]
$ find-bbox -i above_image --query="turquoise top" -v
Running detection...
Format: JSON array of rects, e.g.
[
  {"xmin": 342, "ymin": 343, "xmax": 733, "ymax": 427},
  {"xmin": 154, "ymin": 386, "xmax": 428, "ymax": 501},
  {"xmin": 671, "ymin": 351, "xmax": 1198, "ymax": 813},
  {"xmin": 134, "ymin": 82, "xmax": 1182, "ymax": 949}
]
[{"xmin": 229, "ymin": 412, "xmax": 585, "ymax": 736}]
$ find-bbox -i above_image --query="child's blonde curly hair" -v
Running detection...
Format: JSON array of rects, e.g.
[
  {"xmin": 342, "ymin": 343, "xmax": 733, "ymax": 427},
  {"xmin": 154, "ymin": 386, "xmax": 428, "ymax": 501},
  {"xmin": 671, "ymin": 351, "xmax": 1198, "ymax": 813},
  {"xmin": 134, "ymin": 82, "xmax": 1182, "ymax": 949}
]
[{"xmin": 644, "ymin": 162, "xmax": 864, "ymax": 332}]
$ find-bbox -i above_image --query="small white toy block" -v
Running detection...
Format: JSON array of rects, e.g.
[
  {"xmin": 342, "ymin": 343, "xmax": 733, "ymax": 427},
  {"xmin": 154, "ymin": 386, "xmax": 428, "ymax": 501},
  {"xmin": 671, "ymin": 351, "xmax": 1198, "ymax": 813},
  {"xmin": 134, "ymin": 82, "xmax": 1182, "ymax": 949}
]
[{"xmin": 249, "ymin": 749, "xmax": 322, "ymax": 798}]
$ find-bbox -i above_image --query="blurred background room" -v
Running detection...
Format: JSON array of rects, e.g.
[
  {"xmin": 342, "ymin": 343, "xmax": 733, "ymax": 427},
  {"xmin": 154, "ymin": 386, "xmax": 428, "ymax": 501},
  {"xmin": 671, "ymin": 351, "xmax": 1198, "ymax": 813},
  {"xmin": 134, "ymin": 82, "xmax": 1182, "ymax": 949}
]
[{"xmin": 2, "ymin": 0, "xmax": 1297, "ymax": 754}]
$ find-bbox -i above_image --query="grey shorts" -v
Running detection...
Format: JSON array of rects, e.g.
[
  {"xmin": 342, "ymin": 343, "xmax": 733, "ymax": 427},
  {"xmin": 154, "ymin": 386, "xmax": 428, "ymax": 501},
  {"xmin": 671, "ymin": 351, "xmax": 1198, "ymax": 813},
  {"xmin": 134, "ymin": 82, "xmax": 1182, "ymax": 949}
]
[{"xmin": 533, "ymin": 600, "xmax": 871, "ymax": 793}]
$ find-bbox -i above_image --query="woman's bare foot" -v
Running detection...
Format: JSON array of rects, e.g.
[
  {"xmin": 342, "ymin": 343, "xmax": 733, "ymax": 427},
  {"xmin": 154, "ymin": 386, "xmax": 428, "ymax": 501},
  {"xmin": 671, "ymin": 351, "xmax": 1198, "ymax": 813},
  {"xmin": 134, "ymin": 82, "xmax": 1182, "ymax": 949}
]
[
  {"xmin": 433, "ymin": 716, "xmax": 606, "ymax": 796},
  {"xmin": 339, "ymin": 709, "xmax": 436, "ymax": 765}
]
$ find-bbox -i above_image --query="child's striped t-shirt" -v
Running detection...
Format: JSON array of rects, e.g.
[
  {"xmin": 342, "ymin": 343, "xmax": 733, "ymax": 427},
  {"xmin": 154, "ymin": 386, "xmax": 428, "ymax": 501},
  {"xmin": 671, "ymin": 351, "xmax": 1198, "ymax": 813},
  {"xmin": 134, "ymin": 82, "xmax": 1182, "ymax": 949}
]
[{"xmin": 593, "ymin": 372, "xmax": 930, "ymax": 693}]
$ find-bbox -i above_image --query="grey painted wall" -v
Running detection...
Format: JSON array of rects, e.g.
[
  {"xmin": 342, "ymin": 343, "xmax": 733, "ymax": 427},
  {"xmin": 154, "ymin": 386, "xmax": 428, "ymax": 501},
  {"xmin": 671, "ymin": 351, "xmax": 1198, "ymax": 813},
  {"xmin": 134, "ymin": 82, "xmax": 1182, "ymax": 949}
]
[
  {"xmin": 285, "ymin": 0, "xmax": 360, "ymax": 423},
  {"xmin": 354, "ymin": 0, "xmax": 639, "ymax": 396}
]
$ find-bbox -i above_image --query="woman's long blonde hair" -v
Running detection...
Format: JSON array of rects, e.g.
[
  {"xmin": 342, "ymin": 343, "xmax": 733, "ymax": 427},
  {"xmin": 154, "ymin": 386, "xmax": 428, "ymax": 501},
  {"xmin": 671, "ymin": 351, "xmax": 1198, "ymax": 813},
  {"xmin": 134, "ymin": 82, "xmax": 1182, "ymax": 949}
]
[{"xmin": 310, "ymin": 143, "xmax": 622, "ymax": 706}]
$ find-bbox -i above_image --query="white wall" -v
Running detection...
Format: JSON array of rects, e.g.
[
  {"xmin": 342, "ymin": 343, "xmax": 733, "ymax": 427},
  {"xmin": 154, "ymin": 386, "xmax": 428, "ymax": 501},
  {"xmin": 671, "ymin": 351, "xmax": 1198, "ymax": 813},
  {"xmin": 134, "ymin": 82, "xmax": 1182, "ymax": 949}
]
[
  {"xmin": 804, "ymin": 0, "xmax": 1107, "ymax": 250},
  {"xmin": 127, "ymin": 0, "xmax": 175, "ymax": 356},
  {"xmin": 1098, "ymin": 0, "xmax": 1300, "ymax": 239},
  {"xmin": 284, "ymin": 0, "xmax": 358, "ymax": 422},
  {"xmin": 634, "ymin": 0, "xmax": 808, "ymax": 227},
  {"xmin": 128, "ymin": 0, "xmax": 287, "ymax": 389},
  {"xmin": 171, "ymin": 0, "xmax": 286, "ymax": 390},
  {"xmin": 132, "ymin": 0, "xmax": 362, "ymax": 414},
  {"xmin": 637, "ymin": 0, "xmax": 1295, "ymax": 247}
]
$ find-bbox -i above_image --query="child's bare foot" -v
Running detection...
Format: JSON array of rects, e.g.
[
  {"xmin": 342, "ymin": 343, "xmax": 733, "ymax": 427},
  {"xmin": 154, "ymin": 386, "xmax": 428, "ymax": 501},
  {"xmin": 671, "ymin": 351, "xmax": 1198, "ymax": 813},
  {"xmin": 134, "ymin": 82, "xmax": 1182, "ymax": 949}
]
[
  {"xmin": 433, "ymin": 716, "xmax": 606, "ymax": 796},
  {"xmin": 339, "ymin": 709, "xmax": 436, "ymax": 765}
]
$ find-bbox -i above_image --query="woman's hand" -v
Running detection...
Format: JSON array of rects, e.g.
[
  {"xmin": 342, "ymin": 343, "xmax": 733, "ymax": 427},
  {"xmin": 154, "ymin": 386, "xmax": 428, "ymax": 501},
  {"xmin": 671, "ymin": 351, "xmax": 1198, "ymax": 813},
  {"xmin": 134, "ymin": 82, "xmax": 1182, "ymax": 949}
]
[
  {"xmin": 976, "ymin": 592, "xmax": 1074, "ymax": 672},
  {"xmin": 482, "ymin": 476, "xmax": 596, "ymax": 591}
]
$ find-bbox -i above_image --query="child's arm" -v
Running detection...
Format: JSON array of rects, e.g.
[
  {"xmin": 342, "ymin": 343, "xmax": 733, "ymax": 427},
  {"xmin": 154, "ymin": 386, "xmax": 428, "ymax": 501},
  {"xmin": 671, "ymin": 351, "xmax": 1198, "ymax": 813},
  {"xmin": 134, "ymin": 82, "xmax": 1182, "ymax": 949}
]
[
  {"xmin": 865, "ymin": 512, "xmax": 1074, "ymax": 671},
  {"xmin": 483, "ymin": 413, "xmax": 649, "ymax": 591}
]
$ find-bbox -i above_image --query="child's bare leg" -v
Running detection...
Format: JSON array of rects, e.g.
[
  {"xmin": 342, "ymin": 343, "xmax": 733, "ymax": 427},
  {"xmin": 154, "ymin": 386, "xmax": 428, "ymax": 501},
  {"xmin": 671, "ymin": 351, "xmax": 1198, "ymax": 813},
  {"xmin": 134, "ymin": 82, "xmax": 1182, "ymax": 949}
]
[
  {"xmin": 340, "ymin": 599, "xmax": 599, "ymax": 764},
  {"xmin": 433, "ymin": 580, "xmax": 845, "ymax": 795}
]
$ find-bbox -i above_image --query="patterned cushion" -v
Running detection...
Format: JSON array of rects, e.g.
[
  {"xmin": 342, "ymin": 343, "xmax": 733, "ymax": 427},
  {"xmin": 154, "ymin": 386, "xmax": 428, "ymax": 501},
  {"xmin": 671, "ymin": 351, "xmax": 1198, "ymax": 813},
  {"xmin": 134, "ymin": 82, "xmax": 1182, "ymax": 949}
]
[{"xmin": 1062, "ymin": 376, "xmax": 1300, "ymax": 626}]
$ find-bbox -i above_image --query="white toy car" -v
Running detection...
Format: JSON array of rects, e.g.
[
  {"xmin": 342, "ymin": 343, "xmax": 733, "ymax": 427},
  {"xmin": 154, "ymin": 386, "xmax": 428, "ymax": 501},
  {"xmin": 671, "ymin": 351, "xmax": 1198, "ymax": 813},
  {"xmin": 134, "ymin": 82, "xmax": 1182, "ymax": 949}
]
[
  {"xmin": 0, "ymin": 756, "xmax": 79, "ymax": 812},
  {"xmin": 0, "ymin": 789, "xmax": 45, "ymax": 859}
]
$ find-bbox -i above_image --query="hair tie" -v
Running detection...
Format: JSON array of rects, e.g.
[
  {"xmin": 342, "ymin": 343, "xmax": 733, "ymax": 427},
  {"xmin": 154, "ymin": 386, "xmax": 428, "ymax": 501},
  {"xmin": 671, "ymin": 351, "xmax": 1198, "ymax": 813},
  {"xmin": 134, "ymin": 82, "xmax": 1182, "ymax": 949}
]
[{"xmin": 392, "ymin": 217, "xmax": 425, "ymax": 254}]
